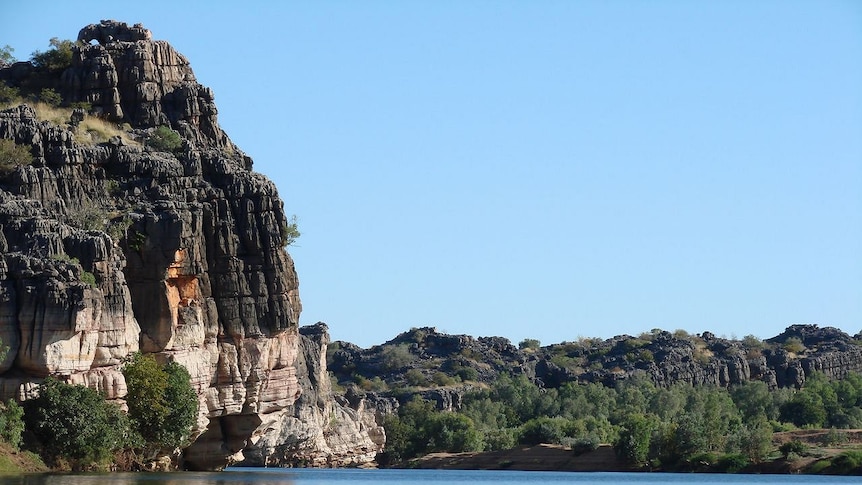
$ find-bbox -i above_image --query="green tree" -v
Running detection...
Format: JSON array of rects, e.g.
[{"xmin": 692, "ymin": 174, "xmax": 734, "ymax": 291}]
[
  {"xmin": 426, "ymin": 412, "xmax": 483, "ymax": 453},
  {"xmin": 0, "ymin": 45, "xmax": 15, "ymax": 65},
  {"xmin": 731, "ymin": 380, "xmax": 777, "ymax": 422},
  {"xmin": 780, "ymin": 391, "xmax": 826, "ymax": 428},
  {"xmin": 614, "ymin": 413, "xmax": 656, "ymax": 466},
  {"xmin": 518, "ymin": 416, "xmax": 570, "ymax": 445},
  {"xmin": 731, "ymin": 416, "xmax": 773, "ymax": 464},
  {"xmin": 23, "ymin": 378, "xmax": 130, "ymax": 468},
  {"xmin": 30, "ymin": 38, "xmax": 74, "ymax": 71},
  {"xmin": 282, "ymin": 214, "xmax": 301, "ymax": 247},
  {"xmin": 379, "ymin": 399, "xmax": 436, "ymax": 463},
  {"xmin": 123, "ymin": 353, "xmax": 198, "ymax": 450}
]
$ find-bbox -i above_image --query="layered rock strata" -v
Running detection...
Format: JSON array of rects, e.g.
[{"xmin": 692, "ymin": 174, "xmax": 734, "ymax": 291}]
[{"xmin": 0, "ymin": 20, "xmax": 382, "ymax": 470}]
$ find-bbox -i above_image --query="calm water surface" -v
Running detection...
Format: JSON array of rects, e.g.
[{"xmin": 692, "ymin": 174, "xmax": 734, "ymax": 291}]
[{"xmin": 0, "ymin": 469, "xmax": 859, "ymax": 485}]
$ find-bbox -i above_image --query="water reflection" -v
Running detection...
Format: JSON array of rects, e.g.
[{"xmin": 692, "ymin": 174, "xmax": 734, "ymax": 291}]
[{"xmin": 0, "ymin": 472, "xmax": 293, "ymax": 485}]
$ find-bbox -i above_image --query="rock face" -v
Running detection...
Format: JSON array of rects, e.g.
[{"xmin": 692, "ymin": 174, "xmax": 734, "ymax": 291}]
[{"xmin": 0, "ymin": 20, "xmax": 381, "ymax": 470}]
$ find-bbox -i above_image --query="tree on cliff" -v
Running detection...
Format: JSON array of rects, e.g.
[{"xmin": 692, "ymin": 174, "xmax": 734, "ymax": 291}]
[
  {"xmin": 30, "ymin": 38, "xmax": 74, "ymax": 72},
  {"xmin": 122, "ymin": 353, "xmax": 198, "ymax": 453}
]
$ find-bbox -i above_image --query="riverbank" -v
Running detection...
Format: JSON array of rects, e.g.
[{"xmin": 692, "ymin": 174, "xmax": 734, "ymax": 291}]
[
  {"xmin": 406, "ymin": 430, "xmax": 862, "ymax": 475},
  {"xmin": 0, "ymin": 442, "xmax": 48, "ymax": 474},
  {"xmin": 410, "ymin": 444, "xmax": 635, "ymax": 472}
]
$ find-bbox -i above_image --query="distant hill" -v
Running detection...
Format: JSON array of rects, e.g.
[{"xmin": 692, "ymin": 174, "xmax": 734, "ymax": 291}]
[{"xmin": 328, "ymin": 324, "xmax": 862, "ymax": 408}]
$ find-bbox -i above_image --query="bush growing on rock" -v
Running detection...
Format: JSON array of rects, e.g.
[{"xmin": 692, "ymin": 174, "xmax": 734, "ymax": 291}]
[
  {"xmin": 147, "ymin": 125, "xmax": 183, "ymax": 154},
  {"xmin": 282, "ymin": 214, "xmax": 301, "ymax": 247},
  {"xmin": 0, "ymin": 139, "xmax": 33, "ymax": 173}
]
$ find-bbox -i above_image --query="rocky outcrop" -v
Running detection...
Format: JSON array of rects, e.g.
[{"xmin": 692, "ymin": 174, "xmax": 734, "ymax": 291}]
[
  {"xmin": 237, "ymin": 323, "xmax": 384, "ymax": 467},
  {"xmin": 0, "ymin": 21, "xmax": 380, "ymax": 470},
  {"xmin": 330, "ymin": 325, "xmax": 862, "ymax": 414}
]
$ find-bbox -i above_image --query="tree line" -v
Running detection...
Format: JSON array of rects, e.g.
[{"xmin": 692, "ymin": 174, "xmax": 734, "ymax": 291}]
[{"xmin": 379, "ymin": 371, "xmax": 862, "ymax": 471}]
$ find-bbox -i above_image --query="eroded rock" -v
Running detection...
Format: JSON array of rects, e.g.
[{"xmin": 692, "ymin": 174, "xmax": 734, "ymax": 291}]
[{"xmin": 0, "ymin": 20, "xmax": 377, "ymax": 470}]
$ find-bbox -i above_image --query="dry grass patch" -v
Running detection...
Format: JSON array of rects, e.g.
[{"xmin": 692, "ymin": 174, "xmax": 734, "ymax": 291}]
[{"xmin": 2, "ymin": 101, "xmax": 137, "ymax": 146}]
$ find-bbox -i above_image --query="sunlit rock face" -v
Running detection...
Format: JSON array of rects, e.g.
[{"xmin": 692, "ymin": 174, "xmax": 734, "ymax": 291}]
[{"xmin": 0, "ymin": 20, "xmax": 381, "ymax": 470}]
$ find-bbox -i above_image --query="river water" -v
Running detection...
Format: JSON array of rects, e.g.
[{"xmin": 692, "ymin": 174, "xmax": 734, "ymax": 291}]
[{"xmin": 0, "ymin": 469, "xmax": 859, "ymax": 484}]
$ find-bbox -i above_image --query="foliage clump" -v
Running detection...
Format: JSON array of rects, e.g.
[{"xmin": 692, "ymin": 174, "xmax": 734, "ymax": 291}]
[
  {"xmin": 0, "ymin": 400, "xmax": 24, "ymax": 450},
  {"xmin": 23, "ymin": 378, "xmax": 131, "ymax": 469},
  {"xmin": 0, "ymin": 139, "xmax": 33, "ymax": 174},
  {"xmin": 0, "ymin": 45, "xmax": 15, "ymax": 66},
  {"xmin": 30, "ymin": 38, "xmax": 75, "ymax": 72},
  {"xmin": 147, "ymin": 125, "xmax": 183, "ymax": 154},
  {"xmin": 0, "ymin": 82, "xmax": 21, "ymax": 103},
  {"xmin": 122, "ymin": 353, "xmax": 198, "ymax": 451},
  {"xmin": 282, "ymin": 214, "xmax": 301, "ymax": 247},
  {"xmin": 379, "ymin": 399, "xmax": 482, "ymax": 465}
]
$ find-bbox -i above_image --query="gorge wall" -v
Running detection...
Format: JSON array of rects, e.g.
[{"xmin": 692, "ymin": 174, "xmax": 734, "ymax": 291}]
[{"xmin": 0, "ymin": 20, "xmax": 382, "ymax": 470}]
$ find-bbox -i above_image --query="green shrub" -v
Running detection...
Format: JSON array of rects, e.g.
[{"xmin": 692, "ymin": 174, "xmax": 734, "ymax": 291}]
[
  {"xmin": 779, "ymin": 440, "xmax": 806, "ymax": 458},
  {"xmin": 426, "ymin": 412, "xmax": 483, "ymax": 453},
  {"xmin": 147, "ymin": 125, "xmax": 183, "ymax": 153},
  {"xmin": 780, "ymin": 392, "xmax": 827, "ymax": 428},
  {"xmin": 829, "ymin": 450, "xmax": 862, "ymax": 474},
  {"xmin": 455, "ymin": 366, "xmax": 479, "ymax": 382},
  {"xmin": 36, "ymin": 88, "xmax": 62, "ymax": 107},
  {"xmin": 518, "ymin": 416, "xmax": 569, "ymax": 446},
  {"xmin": 0, "ymin": 82, "xmax": 20, "ymax": 103},
  {"xmin": 79, "ymin": 270, "xmax": 96, "ymax": 288},
  {"xmin": 518, "ymin": 339, "xmax": 540, "ymax": 350},
  {"xmin": 687, "ymin": 451, "xmax": 720, "ymax": 468},
  {"xmin": 381, "ymin": 344, "xmax": 413, "ymax": 372},
  {"xmin": 808, "ymin": 458, "xmax": 832, "ymax": 474},
  {"xmin": 716, "ymin": 453, "xmax": 749, "ymax": 473},
  {"xmin": 783, "ymin": 337, "xmax": 805, "ymax": 354},
  {"xmin": 570, "ymin": 436, "xmax": 600, "ymax": 455},
  {"xmin": 432, "ymin": 371, "xmax": 456, "ymax": 386},
  {"xmin": 0, "ymin": 139, "xmax": 33, "ymax": 173},
  {"xmin": 65, "ymin": 200, "xmax": 108, "ymax": 231},
  {"xmin": 483, "ymin": 427, "xmax": 516, "ymax": 451},
  {"xmin": 638, "ymin": 349, "xmax": 655, "ymax": 362},
  {"xmin": 354, "ymin": 375, "xmax": 387, "ymax": 392},
  {"xmin": 820, "ymin": 428, "xmax": 848, "ymax": 446},
  {"xmin": 405, "ymin": 369, "xmax": 428, "ymax": 387}
]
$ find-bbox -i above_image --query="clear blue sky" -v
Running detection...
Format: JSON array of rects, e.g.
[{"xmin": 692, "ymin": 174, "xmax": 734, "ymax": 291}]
[{"xmin": 4, "ymin": 1, "xmax": 861, "ymax": 348}]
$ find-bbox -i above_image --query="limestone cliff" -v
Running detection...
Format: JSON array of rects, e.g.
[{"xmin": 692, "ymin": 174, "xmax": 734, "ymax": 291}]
[{"xmin": 0, "ymin": 20, "xmax": 382, "ymax": 470}]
